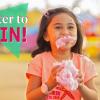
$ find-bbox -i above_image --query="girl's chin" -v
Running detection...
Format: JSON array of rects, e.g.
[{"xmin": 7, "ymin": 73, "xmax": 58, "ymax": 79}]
[
  {"xmin": 56, "ymin": 43, "xmax": 75, "ymax": 51},
  {"xmin": 58, "ymin": 46, "xmax": 71, "ymax": 51}
]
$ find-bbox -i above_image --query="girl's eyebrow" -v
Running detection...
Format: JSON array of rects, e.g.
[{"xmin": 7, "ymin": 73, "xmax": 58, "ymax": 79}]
[
  {"xmin": 53, "ymin": 22, "xmax": 75, "ymax": 26},
  {"xmin": 67, "ymin": 22, "xmax": 75, "ymax": 25},
  {"xmin": 53, "ymin": 23, "xmax": 62, "ymax": 26}
]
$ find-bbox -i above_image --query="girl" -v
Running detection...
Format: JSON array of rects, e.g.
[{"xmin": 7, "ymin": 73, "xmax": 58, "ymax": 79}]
[{"xmin": 26, "ymin": 7, "xmax": 98, "ymax": 100}]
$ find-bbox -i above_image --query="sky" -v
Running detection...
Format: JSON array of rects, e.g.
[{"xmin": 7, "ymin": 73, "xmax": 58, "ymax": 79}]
[{"xmin": 0, "ymin": 0, "xmax": 100, "ymax": 16}]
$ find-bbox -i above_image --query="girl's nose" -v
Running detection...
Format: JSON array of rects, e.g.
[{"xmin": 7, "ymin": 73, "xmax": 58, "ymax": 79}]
[{"xmin": 61, "ymin": 28, "xmax": 69, "ymax": 36}]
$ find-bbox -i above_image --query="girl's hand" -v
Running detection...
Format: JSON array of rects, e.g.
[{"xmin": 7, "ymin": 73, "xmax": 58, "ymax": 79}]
[
  {"xmin": 77, "ymin": 71, "xmax": 98, "ymax": 100},
  {"xmin": 77, "ymin": 71, "xmax": 84, "ymax": 88},
  {"xmin": 46, "ymin": 66, "xmax": 64, "ymax": 91}
]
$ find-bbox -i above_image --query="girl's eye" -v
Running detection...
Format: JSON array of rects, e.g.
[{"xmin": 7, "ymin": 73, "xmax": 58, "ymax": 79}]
[
  {"xmin": 67, "ymin": 26, "xmax": 75, "ymax": 29},
  {"xmin": 55, "ymin": 26, "xmax": 62, "ymax": 29}
]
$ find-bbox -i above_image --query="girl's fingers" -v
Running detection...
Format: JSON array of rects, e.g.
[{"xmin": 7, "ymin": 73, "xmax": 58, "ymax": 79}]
[
  {"xmin": 56, "ymin": 67, "xmax": 64, "ymax": 76},
  {"xmin": 77, "ymin": 70, "xmax": 84, "ymax": 84},
  {"xmin": 52, "ymin": 65, "xmax": 60, "ymax": 72},
  {"xmin": 77, "ymin": 78, "xmax": 83, "ymax": 83},
  {"xmin": 52, "ymin": 66, "xmax": 64, "ymax": 78},
  {"xmin": 78, "ymin": 74, "xmax": 82, "ymax": 79},
  {"xmin": 78, "ymin": 70, "xmax": 83, "ymax": 78},
  {"xmin": 57, "ymin": 66, "xmax": 64, "ymax": 72}
]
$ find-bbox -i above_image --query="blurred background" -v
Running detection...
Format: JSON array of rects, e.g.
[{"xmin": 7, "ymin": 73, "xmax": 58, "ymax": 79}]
[{"xmin": 0, "ymin": 0, "xmax": 100, "ymax": 100}]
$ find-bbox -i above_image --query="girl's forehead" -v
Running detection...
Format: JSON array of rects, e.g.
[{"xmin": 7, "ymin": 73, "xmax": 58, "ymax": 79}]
[{"xmin": 50, "ymin": 13, "xmax": 76, "ymax": 25}]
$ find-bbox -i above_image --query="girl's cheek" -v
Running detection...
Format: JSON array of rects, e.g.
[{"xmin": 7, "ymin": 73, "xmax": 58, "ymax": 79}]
[
  {"xmin": 71, "ymin": 36, "xmax": 77, "ymax": 45},
  {"xmin": 72, "ymin": 39, "xmax": 77, "ymax": 46},
  {"xmin": 55, "ymin": 31, "xmax": 60, "ymax": 36}
]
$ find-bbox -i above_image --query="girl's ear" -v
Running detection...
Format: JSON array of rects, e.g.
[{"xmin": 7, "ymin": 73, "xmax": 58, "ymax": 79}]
[{"xmin": 43, "ymin": 32, "xmax": 50, "ymax": 42}]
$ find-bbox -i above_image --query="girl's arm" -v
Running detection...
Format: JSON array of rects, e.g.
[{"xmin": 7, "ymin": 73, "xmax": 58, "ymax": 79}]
[
  {"xmin": 26, "ymin": 75, "xmax": 46, "ymax": 100},
  {"xmin": 26, "ymin": 66, "xmax": 64, "ymax": 100},
  {"xmin": 78, "ymin": 72, "xmax": 98, "ymax": 100}
]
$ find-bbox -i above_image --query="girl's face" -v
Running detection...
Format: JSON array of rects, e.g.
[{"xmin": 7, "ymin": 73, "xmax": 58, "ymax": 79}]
[{"xmin": 45, "ymin": 13, "xmax": 77, "ymax": 51}]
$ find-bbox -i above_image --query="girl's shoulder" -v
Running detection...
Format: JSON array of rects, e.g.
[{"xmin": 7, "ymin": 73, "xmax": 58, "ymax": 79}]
[
  {"xmin": 32, "ymin": 51, "xmax": 50, "ymax": 59},
  {"xmin": 73, "ymin": 52, "xmax": 94, "ymax": 65},
  {"xmin": 73, "ymin": 54, "xmax": 97, "ymax": 83}
]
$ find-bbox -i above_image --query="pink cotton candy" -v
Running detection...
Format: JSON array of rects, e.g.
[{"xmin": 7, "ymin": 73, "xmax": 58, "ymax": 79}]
[
  {"xmin": 54, "ymin": 60, "xmax": 79, "ymax": 91},
  {"xmin": 56, "ymin": 35, "xmax": 76, "ymax": 49}
]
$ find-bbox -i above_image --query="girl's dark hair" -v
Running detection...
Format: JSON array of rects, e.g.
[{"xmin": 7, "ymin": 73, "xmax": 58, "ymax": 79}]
[{"xmin": 32, "ymin": 7, "xmax": 83, "ymax": 57}]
